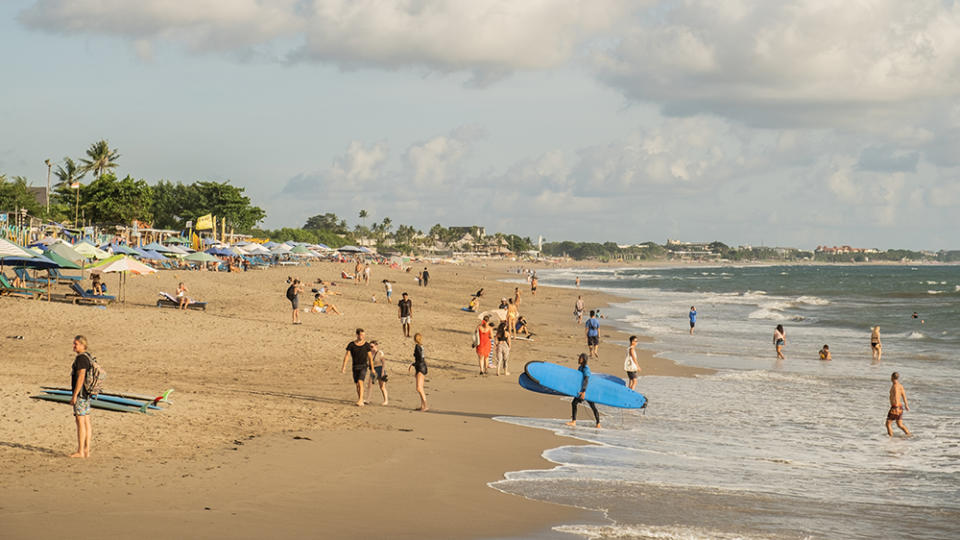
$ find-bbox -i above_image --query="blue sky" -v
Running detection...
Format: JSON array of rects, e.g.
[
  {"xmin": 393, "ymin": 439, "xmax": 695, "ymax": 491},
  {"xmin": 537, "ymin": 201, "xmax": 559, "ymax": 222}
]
[{"xmin": 2, "ymin": 1, "xmax": 959, "ymax": 250}]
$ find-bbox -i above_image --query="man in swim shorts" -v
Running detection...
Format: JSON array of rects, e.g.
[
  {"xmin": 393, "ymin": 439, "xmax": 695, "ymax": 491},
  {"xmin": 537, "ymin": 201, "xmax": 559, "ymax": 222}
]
[
  {"xmin": 689, "ymin": 306, "xmax": 697, "ymax": 335},
  {"xmin": 398, "ymin": 292, "xmax": 413, "ymax": 338},
  {"xmin": 585, "ymin": 310, "xmax": 600, "ymax": 358},
  {"xmin": 342, "ymin": 328, "xmax": 372, "ymax": 407},
  {"xmin": 886, "ymin": 372, "xmax": 910, "ymax": 437}
]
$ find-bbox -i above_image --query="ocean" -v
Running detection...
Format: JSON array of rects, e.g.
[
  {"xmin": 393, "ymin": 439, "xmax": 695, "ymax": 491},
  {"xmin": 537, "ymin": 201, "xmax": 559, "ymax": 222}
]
[{"xmin": 493, "ymin": 265, "xmax": 960, "ymax": 540}]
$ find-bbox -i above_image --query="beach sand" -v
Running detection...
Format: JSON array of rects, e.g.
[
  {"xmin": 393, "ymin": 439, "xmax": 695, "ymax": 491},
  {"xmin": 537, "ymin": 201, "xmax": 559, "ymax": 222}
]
[{"xmin": 0, "ymin": 260, "xmax": 708, "ymax": 539}]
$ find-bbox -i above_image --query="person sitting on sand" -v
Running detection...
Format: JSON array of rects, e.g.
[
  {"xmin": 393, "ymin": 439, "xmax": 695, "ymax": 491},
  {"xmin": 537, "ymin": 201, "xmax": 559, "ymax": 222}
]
[
  {"xmin": 466, "ymin": 296, "xmax": 479, "ymax": 312},
  {"xmin": 819, "ymin": 344, "xmax": 832, "ymax": 361},
  {"xmin": 514, "ymin": 315, "xmax": 531, "ymax": 336},
  {"xmin": 69, "ymin": 335, "xmax": 94, "ymax": 458},
  {"xmin": 310, "ymin": 293, "xmax": 342, "ymax": 315},
  {"xmin": 566, "ymin": 353, "xmax": 601, "ymax": 429},
  {"xmin": 367, "ymin": 340, "xmax": 388, "ymax": 405},
  {"xmin": 408, "ymin": 333, "xmax": 428, "ymax": 411},
  {"xmin": 176, "ymin": 282, "xmax": 189, "ymax": 310},
  {"xmin": 498, "ymin": 297, "xmax": 508, "ymax": 309}
]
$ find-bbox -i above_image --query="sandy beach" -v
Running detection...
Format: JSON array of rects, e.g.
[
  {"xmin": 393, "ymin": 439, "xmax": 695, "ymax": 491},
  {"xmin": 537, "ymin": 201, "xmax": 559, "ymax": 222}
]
[{"xmin": 1, "ymin": 259, "xmax": 707, "ymax": 539}]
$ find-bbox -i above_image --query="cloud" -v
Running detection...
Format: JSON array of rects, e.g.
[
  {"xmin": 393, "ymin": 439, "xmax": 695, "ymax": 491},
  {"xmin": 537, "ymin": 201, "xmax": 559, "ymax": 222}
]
[
  {"xmin": 20, "ymin": 0, "xmax": 631, "ymax": 83},
  {"xmin": 280, "ymin": 140, "xmax": 388, "ymax": 195},
  {"xmin": 404, "ymin": 125, "xmax": 484, "ymax": 187},
  {"xmin": 856, "ymin": 145, "xmax": 920, "ymax": 173},
  {"xmin": 594, "ymin": 1, "xmax": 960, "ymax": 128}
]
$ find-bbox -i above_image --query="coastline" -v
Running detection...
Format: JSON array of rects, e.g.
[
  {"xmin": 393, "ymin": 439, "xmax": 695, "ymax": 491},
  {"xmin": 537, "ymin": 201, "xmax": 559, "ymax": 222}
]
[{"xmin": 0, "ymin": 260, "xmax": 703, "ymax": 539}]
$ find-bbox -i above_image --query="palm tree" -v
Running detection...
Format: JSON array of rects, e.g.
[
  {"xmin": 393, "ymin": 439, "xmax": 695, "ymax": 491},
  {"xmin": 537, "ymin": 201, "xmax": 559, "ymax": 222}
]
[
  {"xmin": 359, "ymin": 209, "xmax": 368, "ymax": 229},
  {"xmin": 54, "ymin": 157, "xmax": 86, "ymax": 188},
  {"xmin": 80, "ymin": 140, "xmax": 120, "ymax": 180}
]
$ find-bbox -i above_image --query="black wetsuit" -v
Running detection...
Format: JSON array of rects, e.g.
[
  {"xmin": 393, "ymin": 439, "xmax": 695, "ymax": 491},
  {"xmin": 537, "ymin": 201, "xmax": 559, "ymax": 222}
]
[{"xmin": 571, "ymin": 364, "xmax": 600, "ymax": 423}]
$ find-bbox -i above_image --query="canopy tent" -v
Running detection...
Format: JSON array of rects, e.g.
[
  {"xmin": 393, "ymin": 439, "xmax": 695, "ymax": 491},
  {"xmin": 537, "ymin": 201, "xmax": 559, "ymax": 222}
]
[
  {"xmin": 163, "ymin": 236, "xmax": 190, "ymax": 245},
  {"xmin": 141, "ymin": 249, "xmax": 169, "ymax": 261},
  {"xmin": 311, "ymin": 243, "xmax": 331, "ymax": 251},
  {"xmin": 74, "ymin": 241, "xmax": 111, "ymax": 260},
  {"xmin": 90, "ymin": 256, "xmax": 157, "ymax": 302},
  {"xmin": 262, "ymin": 241, "xmax": 280, "ymax": 249},
  {"xmin": 337, "ymin": 245, "xmax": 363, "ymax": 253}
]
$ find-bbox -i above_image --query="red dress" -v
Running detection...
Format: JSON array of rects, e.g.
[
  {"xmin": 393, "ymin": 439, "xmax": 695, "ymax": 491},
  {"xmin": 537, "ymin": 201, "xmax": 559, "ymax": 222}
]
[{"xmin": 476, "ymin": 325, "xmax": 492, "ymax": 357}]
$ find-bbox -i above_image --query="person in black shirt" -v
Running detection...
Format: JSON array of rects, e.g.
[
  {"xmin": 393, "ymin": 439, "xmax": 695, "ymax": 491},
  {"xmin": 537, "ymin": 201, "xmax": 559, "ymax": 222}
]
[
  {"xmin": 341, "ymin": 328, "xmax": 372, "ymax": 406},
  {"xmin": 286, "ymin": 279, "xmax": 302, "ymax": 325},
  {"xmin": 70, "ymin": 335, "xmax": 93, "ymax": 458},
  {"xmin": 421, "ymin": 267, "xmax": 429, "ymax": 287},
  {"xmin": 398, "ymin": 292, "xmax": 413, "ymax": 338},
  {"xmin": 408, "ymin": 333, "xmax": 428, "ymax": 411}
]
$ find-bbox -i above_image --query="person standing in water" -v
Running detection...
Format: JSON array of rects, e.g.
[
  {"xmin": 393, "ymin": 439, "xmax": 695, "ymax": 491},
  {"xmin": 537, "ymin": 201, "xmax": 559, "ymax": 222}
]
[
  {"xmin": 886, "ymin": 372, "xmax": 910, "ymax": 437},
  {"xmin": 689, "ymin": 306, "xmax": 697, "ymax": 335},
  {"xmin": 566, "ymin": 353, "xmax": 601, "ymax": 428},
  {"xmin": 871, "ymin": 326, "xmax": 883, "ymax": 363},
  {"xmin": 773, "ymin": 324, "xmax": 786, "ymax": 360},
  {"xmin": 819, "ymin": 344, "xmax": 832, "ymax": 361},
  {"xmin": 585, "ymin": 310, "xmax": 600, "ymax": 359}
]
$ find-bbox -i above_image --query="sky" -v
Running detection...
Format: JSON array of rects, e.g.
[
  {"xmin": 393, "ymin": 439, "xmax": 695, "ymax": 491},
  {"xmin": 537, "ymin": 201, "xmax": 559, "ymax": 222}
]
[{"xmin": 1, "ymin": 0, "xmax": 959, "ymax": 250}]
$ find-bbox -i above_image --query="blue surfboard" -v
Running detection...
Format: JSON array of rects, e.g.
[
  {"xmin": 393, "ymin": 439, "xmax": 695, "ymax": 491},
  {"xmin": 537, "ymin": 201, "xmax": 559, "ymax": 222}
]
[
  {"xmin": 41, "ymin": 389, "xmax": 163, "ymax": 410},
  {"xmin": 519, "ymin": 372, "xmax": 627, "ymax": 396},
  {"xmin": 524, "ymin": 361, "xmax": 646, "ymax": 409}
]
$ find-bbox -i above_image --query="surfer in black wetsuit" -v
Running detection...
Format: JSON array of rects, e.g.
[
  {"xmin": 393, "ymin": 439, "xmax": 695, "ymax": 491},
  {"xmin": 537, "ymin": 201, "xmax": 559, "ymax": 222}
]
[{"xmin": 566, "ymin": 353, "xmax": 601, "ymax": 428}]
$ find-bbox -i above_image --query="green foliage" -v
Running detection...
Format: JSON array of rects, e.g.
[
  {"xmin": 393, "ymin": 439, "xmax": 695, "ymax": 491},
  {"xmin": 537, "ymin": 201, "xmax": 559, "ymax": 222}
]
[
  {"xmin": 304, "ymin": 213, "xmax": 349, "ymax": 234},
  {"xmin": 0, "ymin": 175, "xmax": 45, "ymax": 216},
  {"xmin": 81, "ymin": 140, "xmax": 120, "ymax": 180},
  {"xmin": 150, "ymin": 180, "xmax": 265, "ymax": 232},
  {"xmin": 79, "ymin": 173, "xmax": 153, "ymax": 224},
  {"xmin": 250, "ymin": 227, "xmax": 347, "ymax": 248}
]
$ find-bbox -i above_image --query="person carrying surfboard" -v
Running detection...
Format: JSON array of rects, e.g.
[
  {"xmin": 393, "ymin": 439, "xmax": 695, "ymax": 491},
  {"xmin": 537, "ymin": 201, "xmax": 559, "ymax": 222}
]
[{"xmin": 566, "ymin": 353, "xmax": 601, "ymax": 429}]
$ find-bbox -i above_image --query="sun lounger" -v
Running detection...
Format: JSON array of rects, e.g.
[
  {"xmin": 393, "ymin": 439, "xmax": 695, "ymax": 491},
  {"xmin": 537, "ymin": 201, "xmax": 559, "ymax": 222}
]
[
  {"xmin": 0, "ymin": 273, "xmax": 44, "ymax": 299},
  {"xmin": 15, "ymin": 267, "xmax": 53, "ymax": 286},
  {"xmin": 156, "ymin": 291, "xmax": 207, "ymax": 311},
  {"xmin": 48, "ymin": 267, "xmax": 83, "ymax": 283},
  {"xmin": 68, "ymin": 281, "xmax": 115, "ymax": 304}
]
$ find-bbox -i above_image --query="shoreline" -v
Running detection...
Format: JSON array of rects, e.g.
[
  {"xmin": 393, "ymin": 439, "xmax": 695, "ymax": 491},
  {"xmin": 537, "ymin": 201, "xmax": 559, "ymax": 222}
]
[{"xmin": 0, "ymin": 259, "xmax": 703, "ymax": 539}]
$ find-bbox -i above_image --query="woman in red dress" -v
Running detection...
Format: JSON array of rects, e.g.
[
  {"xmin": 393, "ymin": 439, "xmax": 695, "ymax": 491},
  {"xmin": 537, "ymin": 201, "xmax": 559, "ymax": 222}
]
[{"xmin": 475, "ymin": 315, "xmax": 493, "ymax": 375}]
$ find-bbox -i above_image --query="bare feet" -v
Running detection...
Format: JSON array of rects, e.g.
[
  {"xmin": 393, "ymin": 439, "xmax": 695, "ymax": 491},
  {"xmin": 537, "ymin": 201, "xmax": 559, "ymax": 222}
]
[
  {"xmin": 595, "ymin": 423, "xmax": 602, "ymax": 429},
  {"xmin": 505, "ymin": 372, "xmax": 511, "ymax": 376},
  {"xmin": 565, "ymin": 421, "xmax": 576, "ymax": 427},
  {"xmin": 68, "ymin": 452, "xmax": 85, "ymax": 458},
  {"xmin": 355, "ymin": 401, "xmax": 364, "ymax": 407},
  {"xmin": 381, "ymin": 401, "xmax": 389, "ymax": 406},
  {"xmin": 418, "ymin": 406, "xmax": 429, "ymax": 412}
]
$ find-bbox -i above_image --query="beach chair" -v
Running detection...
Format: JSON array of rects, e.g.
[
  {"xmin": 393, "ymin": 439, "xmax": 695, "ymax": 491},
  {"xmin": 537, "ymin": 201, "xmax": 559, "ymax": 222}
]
[
  {"xmin": 15, "ymin": 267, "xmax": 53, "ymax": 286},
  {"xmin": 48, "ymin": 267, "xmax": 83, "ymax": 284},
  {"xmin": 156, "ymin": 292, "xmax": 207, "ymax": 311},
  {"xmin": 67, "ymin": 281, "xmax": 116, "ymax": 305},
  {"xmin": 0, "ymin": 273, "xmax": 44, "ymax": 299}
]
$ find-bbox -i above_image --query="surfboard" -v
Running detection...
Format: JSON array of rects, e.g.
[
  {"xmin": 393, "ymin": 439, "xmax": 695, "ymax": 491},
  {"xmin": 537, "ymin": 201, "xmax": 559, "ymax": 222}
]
[
  {"xmin": 523, "ymin": 361, "xmax": 646, "ymax": 409},
  {"xmin": 41, "ymin": 386, "xmax": 173, "ymax": 404},
  {"xmin": 518, "ymin": 372, "xmax": 627, "ymax": 396},
  {"xmin": 41, "ymin": 389, "xmax": 163, "ymax": 410},
  {"xmin": 30, "ymin": 393, "xmax": 150, "ymax": 414}
]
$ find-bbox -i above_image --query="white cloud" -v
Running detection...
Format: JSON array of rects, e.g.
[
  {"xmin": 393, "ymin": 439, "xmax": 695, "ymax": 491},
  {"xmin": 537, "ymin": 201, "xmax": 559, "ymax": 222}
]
[
  {"xmin": 20, "ymin": 0, "xmax": 631, "ymax": 82},
  {"xmin": 281, "ymin": 140, "xmax": 388, "ymax": 195},
  {"xmin": 404, "ymin": 125, "xmax": 483, "ymax": 187}
]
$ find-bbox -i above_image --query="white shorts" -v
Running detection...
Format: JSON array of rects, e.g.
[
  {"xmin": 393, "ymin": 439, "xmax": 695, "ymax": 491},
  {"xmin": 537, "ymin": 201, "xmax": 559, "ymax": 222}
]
[{"xmin": 400, "ymin": 316, "xmax": 411, "ymax": 325}]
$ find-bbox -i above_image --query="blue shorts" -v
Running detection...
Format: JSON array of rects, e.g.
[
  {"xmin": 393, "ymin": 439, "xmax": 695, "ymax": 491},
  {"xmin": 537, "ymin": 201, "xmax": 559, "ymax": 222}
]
[
  {"xmin": 587, "ymin": 335, "xmax": 599, "ymax": 347},
  {"xmin": 73, "ymin": 396, "xmax": 91, "ymax": 416}
]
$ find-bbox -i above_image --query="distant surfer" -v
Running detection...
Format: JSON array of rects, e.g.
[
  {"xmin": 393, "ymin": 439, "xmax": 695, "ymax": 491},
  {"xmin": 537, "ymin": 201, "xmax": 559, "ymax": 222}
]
[
  {"xmin": 886, "ymin": 372, "xmax": 910, "ymax": 437},
  {"xmin": 624, "ymin": 336, "xmax": 640, "ymax": 390},
  {"xmin": 871, "ymin": 326, "xmax": 882, "ymax": 363},
  {"xmin": 566, "ymin": 353, "xmax": 601, "ymax": 428},
  {"xmin": 689, "ymin": 306, "xmax": 697, "ymax": 335},
  {"xmin": 773, "ymin": 324, "xmax": 786, "ymax": 360}
]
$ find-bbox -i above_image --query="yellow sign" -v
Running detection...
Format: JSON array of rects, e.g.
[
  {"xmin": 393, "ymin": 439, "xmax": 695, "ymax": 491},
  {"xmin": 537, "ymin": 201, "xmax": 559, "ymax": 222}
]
[{"xmin": 196, "ymin": 213, "xmax": 213, "ymax": 230}]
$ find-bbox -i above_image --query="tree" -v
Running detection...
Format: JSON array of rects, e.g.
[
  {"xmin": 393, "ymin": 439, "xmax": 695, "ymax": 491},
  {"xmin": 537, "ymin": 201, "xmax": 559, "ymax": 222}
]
[
  {"xmin": 81, "ymin": 140, "xmax": 120, "ymax": 180},
  {"xmin": 54, "ymin": 157, "xmax": 86, "ymax": 188},
  {"xmin": 0, "ymin": 175, "xmax": 44, "ymax": 216},
  {"xmin": 359, "ymin": 209, "xmax": 368, "ymax": 229},
  {"xmin": 80, "ymin": 173, "xmax": 153, "ymax": 224},
  {"xmin": 304, "ymin": 213, "xmax": 348, "ymax": 234}
]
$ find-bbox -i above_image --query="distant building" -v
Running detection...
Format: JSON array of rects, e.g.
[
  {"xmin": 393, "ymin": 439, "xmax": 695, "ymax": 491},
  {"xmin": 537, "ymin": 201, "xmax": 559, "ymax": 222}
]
[
  {"xmin": 815, "ymin": 245, "xmax": 879, "ymax": 255},
  {"xmin": 448, "ymin": 226, "xmax": 485, "ymax": 240},
  {"xmin": 27, "ymin": 186, "xmax": 48, "ymax": 207}
]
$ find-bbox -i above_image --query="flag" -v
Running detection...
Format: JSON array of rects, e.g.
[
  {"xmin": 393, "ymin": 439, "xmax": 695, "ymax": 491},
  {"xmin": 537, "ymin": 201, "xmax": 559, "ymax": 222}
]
[
  {"xmin": 196, "ymin": 213, "xmax": 213, "ymax": 230},
  {"xmin": 70, "ymin": 182, "xmax": 80, "ymax": 189}
]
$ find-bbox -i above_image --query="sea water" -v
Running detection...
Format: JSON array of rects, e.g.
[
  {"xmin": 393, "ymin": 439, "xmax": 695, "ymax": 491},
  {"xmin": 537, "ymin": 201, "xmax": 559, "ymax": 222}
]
[{"xmin": 493, "ymin": 265, "xmax": 960, "ymax": 539}]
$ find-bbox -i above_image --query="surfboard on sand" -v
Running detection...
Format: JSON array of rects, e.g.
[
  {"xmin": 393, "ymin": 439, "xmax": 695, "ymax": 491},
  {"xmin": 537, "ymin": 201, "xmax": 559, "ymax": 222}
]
[
  {"xmin": 523, "ymin": 361, "xmax": 647, "ymax": 409},
  {"xmin": 30, "ymin": 393, "xmax": 151, "ymax": 414},
  {"xmin": 41, "ymin": 386, "xmax": 173, "ymax": 404}
]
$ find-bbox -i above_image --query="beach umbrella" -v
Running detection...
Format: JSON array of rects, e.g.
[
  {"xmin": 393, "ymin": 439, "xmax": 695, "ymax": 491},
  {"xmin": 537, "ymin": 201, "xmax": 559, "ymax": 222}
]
[
  {"xmin": 184, "ymin": 251, "xmax": 220, "ymax": 263},
  {"xmin": 74, "ymin": 241, "xmax": 111, "ymax": 260},
  {"xmin": 142, "ymin": 249, "xmax": 169, "ymax": 261},
  {"xmin": 290, "ymin": 245, "xmax": 311, "ymax": 255},
  {"xmin": 142, "ymin": 242, "xmax": 174, "ymax": 253},
  {"xmin": 311, "ymin": 243, "xmax": 331, "ymax": 251},
  {"xmin": 270, "ymin": 244, "xmax": 292, "ymax": 254},
  {"xmin": 337, "ymin": 245, "xmax": 362, "ymax": 253},
  {"xmin": 46, "ymin": 242, "xmax": 86, "ymax": 264},
  {"xmin": 90, "ymin": 256, "xmax": 157, "ymax": 302},
  {"xmin": 106, "ymin": 244, "xmax": 138, "ymax": 255},
  {"xmin": 262, "ymin": 241, "xmax": 280, "ymax": 248},
  {"xmin": 42, "ymin": 250, "xmax": 82, "ymax": 270},
  {"xmin": 1, "ymin": 255, "xmax": 59, "ymax": 269},
  {"xmin": 163, "ymin": 236, "xmax": 190, "ymax": 245},
  {"xmin": 165, "ymin": 245, "xmax": 189, "ymax": 256},
  {"xmin": 0, "ymin": 238, "xmax": 35, "ymax": 258}
]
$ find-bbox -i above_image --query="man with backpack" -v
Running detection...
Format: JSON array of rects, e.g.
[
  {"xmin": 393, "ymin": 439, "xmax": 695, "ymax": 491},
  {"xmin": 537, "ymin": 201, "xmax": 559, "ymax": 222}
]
[
  {"xmin": 70, "ymin": 335, "xmax": 96, "ymax": 458},
  {"xmin": 286, "ymin": 278, "xmax": 303, "ymax": 325}
]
